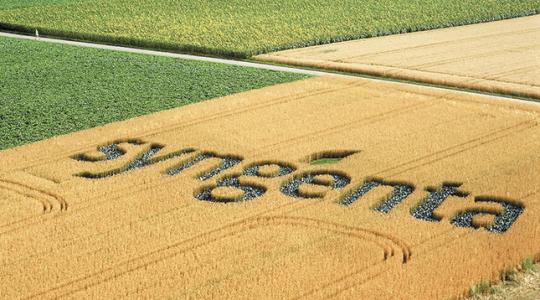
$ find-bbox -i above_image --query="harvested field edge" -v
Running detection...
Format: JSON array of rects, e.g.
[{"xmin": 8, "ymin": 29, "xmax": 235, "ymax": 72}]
[
  {"xmin": 1, "ymin": 9, "xmax": 539, "ymax": 58},
  {"xmin": 255, "ymin": 55, "xmax": 540, "ymax": 100},
  {"xmin": 467, "ymin": 255, "xmax": 540, "ymax": 299}
]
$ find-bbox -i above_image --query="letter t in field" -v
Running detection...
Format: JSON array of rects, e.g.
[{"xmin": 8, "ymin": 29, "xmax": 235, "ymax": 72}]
[{"xmin": 411, "ymin": 183, "xmax": 469, "ymax": 222}]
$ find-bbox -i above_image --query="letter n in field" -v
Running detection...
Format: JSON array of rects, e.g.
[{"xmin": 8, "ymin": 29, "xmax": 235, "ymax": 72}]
[{"xmin": 339, "ymin": 178, "xmax": 415, "ymax": 213}]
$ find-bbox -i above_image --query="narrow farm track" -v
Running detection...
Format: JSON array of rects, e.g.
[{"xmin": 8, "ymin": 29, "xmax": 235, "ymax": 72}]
[
  {"xmin": 0, "ymin": 31, "xmax": 333, "ymax": 77},
  {"xmin": 0, "ymin": 76, "xmax": 539, "ymax": 299},
  {"xmin": 1, "ymin": 30, "xmax": 538, "ymax": 109}
]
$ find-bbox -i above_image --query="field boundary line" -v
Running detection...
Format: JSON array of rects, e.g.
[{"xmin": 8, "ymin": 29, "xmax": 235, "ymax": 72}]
[
  {"xmin": 2, "ymin": 31, "xmax": 540, "ymax": 109},
  {"xmin": 0, "ymin": 31, "xmax": 332, "ymax": 77},
  {"xmin": 10, "ymin": 81, "xmax": 346, "ymax": 170},
  {"xmin": 255, "ymin": 54, "xmax": 540, "ymax": 100}
]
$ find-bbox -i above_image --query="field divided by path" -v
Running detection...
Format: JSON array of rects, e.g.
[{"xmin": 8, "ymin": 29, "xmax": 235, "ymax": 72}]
[
  {"xmin": 0, "ymin": 36, "xmax": 308, "ymax": 150},
  {"xmin": 256, "ymin": 15, "xmax": 540, "ymax": 100},
  {"xmin": 0, "ymin": 0, "xmax": 538, "ymax": 57},
  {"xmin": 0, "ymin": 76, "xmax": 539, "ymax": 299}
]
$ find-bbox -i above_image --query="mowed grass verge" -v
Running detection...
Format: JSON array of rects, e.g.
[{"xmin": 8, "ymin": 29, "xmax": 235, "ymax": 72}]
[
  {"xmin": 0, "ymin": 37, "xmax": 309, "ymax": 150},
  {"xmin": 0, "ymin": 0, "xmax": 539, "ymax": 58}
]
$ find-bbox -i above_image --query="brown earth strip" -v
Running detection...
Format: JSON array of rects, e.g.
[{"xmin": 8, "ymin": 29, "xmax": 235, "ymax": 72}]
[
  {"xmin": 255, "ymin": 15, "xmax": 540, "ymax": 99},
  {"xmin": 0, "ymin": 77, "xmax": 539, "ymax": 299}
]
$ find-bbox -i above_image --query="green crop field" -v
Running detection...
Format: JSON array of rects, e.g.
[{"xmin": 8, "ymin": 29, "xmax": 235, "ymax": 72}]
[
  {"xmin": 0, "ymin": 0, "xmax": 538, "ymax": 58},
  {"xmin": 0, "ymin": 37, "xmax": 308, "ymax": 150}
]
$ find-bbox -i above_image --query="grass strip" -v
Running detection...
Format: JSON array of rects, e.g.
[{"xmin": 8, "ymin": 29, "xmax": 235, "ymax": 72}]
[
  {"xmin": 0, "ymin": 36, "xmax": 309, "ymax": 150},
  {"xmin": 310, "ymin": 158, "xmax": 343, "ymax": 165},
  {"xmin": 0, "ymin": 0, "xmax": 538, "ymax": 58}
]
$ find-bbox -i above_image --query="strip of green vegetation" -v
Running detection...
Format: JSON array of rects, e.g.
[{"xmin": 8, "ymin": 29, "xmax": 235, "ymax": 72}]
[
  {"xmin": 0, "ymin": 0, "xmax": 85, "ymax": 10},
  {"xmin": 310, "ymin": 158, "xmax": 342, "ymax": 165},
  {"xmin": 1, "ymin": 0, "xmax": 539, "ymax": 58},
  {"xmin": 0, "ymin": 37, "xmax": 309, "ymax": 150},
  {"xmin": 522, "ymin": 257, "xmax": 537, "ymax": 272}
]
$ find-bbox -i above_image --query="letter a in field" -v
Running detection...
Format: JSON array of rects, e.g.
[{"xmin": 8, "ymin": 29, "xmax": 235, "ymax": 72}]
[{"xmin": 451, "ymin": 196, "xmax": 524, "ymax": 233}]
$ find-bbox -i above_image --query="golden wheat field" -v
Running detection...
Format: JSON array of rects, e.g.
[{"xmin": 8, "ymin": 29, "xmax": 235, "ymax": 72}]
[
  {"xmin": 255, "ymin": 15, "xmax": 540, "ymax": 99},
  {"xmin": 0, "ymin": 76, "xmax": 539, "ymax": 299}
]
